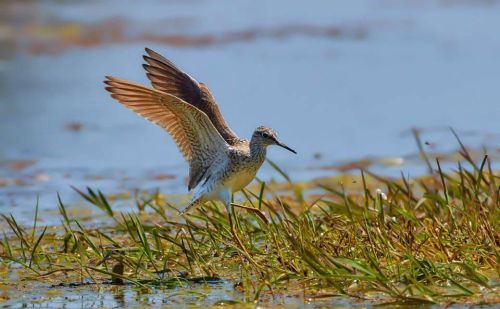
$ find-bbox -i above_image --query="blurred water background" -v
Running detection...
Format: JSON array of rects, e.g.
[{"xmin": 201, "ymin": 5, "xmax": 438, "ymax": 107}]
[{"xmin": 1, "ymin": 0, "xmax": 499, "ymax": 224}]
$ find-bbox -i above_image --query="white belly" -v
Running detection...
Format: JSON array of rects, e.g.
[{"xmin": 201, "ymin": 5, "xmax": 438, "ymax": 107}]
[{"xmin": 225, "ymin": 168, "xmax": 257, "ymax": 192}]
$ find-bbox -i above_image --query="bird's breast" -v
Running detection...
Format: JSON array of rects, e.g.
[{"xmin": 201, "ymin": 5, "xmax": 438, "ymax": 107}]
[
  {"xmin": 224, "ymin": 143, "xmax": 266, "ymax": 193},
  {"xmin": 224, "ymin": 167, "xmax": 259, "ymax": 193}
]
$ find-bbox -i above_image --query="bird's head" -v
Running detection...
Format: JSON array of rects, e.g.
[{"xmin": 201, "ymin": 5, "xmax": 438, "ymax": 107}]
[{"xmin": 252, "ymin": 126, "xmax": 296, "ymax": 154}]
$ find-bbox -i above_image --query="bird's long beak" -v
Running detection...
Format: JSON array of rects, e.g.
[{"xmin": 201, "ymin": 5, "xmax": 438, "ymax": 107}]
[{"xmin": 276, "ymin": 140, "xmax": 297, "ymax": 154}]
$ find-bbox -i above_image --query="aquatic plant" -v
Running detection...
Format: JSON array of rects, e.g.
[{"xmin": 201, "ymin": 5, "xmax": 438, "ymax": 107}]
[{"xmin": 0, "ymin": 143, "xmax": 498, "ymax": 306}]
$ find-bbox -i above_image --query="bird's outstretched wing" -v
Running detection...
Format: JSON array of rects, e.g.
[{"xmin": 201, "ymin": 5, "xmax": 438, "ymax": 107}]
[
  {"xmin": 142, "ymin": 48, "xmax": 242, "ymax": 145},
  {"xmin": 104, "ymin": 76, "xmax": 229, "ymax": 190}
]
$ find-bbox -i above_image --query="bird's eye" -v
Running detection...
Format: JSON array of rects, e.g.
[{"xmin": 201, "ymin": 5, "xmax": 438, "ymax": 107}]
[{"xmin": 262, "ymin": 132, "xmax": 270, "ymax": 138}]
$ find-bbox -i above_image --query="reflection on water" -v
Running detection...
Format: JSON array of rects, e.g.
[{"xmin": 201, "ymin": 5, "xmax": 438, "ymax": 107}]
[
  {"xmin": 1, "ymin": 279, "xmax": 374, "ymax": 308},
  {"xmin": 1, "ymin": 1, "xmax": 499, "ymax": 221}
]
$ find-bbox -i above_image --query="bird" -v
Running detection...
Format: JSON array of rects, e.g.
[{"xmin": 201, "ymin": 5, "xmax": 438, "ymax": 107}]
[{"xmin": 104, "ymin": 48, "xmax": 296, "ymax": 259}]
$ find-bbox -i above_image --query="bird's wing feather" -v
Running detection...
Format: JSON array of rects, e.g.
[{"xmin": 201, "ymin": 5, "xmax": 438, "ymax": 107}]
[
  {"xmin": 104, "ymin": 76, "xmax": 229, "ymax": 190},
  {"xmin": 142, "ymin": 48, "xmax": 242, "ymax": 145}
]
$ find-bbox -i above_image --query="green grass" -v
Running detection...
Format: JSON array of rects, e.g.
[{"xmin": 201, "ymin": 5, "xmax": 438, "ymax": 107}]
[{"xmin": 0, "ymin": 148, "xmax": 498, "ymax": 306}]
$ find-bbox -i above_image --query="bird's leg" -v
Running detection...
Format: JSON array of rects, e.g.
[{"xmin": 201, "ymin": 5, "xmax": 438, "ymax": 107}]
[
  {"xmin": 178, "ymin": 197, "xmax": 202, "ymax": 215},
  {"xmin": 225, "ymin": 202, "xmax": 260, "ymax": 268},
  {"xmin": 230, "ymin": 203, "xmax": 269, "ymax": 224}
]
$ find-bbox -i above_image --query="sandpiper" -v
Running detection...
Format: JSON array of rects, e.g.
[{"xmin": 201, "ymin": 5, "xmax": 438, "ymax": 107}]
[{"xmin": 104, "ymin": 48, "xmax": 296, "ymax": 258}]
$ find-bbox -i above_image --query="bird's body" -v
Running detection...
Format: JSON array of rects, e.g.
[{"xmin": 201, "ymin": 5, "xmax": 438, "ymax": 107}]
[
  {"xmin": 226, "ymin": 141, "xmax": 267, "ymax": 192},
  {"xmin": 187, "ymin": 139, "xmax": 267, "ymax": 213},
  {"xmin": 104, "ymin": 48, "xmax": 296, "ymax": 216}
]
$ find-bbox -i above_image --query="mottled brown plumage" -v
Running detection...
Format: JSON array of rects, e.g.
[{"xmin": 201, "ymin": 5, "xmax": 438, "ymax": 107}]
[
  {"xmin": 104, "ymin": 76, "xmax": 228, "ymax": 191},
  {"xmin": 104, "ymin": 48, "xmax": 296, "ymax": 215},
  {"xmin": 142, "ymin": 48, "xmax": 242, "ymax": 146}
]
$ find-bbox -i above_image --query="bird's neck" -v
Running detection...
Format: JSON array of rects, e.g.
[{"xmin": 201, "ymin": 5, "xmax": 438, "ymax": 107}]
[{"xmin": 249, "ymin": 139, "xmax": 267, "ymax": 161}]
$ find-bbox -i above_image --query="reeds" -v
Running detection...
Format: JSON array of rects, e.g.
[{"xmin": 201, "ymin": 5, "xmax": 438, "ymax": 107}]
[{"xmin": 0, "ymin": 149, "xmax": 498, "ymax": 305}]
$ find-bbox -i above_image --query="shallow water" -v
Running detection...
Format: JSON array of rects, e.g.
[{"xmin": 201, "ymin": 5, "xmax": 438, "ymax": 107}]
[
  {"xmin": 0, "ymin": 280, "xmax": 375, "ymax": 308},
  {"xmin": 1, "ymin": 1, "xmax": 499, "ymax": 222}
]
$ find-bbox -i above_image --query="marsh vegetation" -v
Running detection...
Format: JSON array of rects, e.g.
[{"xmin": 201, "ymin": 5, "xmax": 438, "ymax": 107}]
[{"xmin": 1, "ymin": 140, "xmax": 498, "ymax": 307}]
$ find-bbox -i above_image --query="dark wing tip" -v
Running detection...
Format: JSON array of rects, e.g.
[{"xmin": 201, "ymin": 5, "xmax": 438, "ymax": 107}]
[
  {"xmin": 105, "ymin": 75, "xmax": 120, "ymax": 83},
  {"xmin": 144, "ymin": 47, "xmax": 156, "ymax": 57},
  {"xmin": 144, "ymin": 47, "xmax": 163, "ymax": 60},
  {"xmin": 104, "ymin": 76, "xmax": 122, "ymax": 87},
  {"xmin": 103, "ymin": 76, "xmax": 116, "ymax": 88},
  {"xmin": 143, "ymin": 54, "xmax": 156, "ymax": 64}
]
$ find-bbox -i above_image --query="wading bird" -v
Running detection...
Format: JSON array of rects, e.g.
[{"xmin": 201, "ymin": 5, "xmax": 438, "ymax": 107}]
[{"xmin": 104, "ymin": 48, "xmax": 296, "ymax": 260}]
